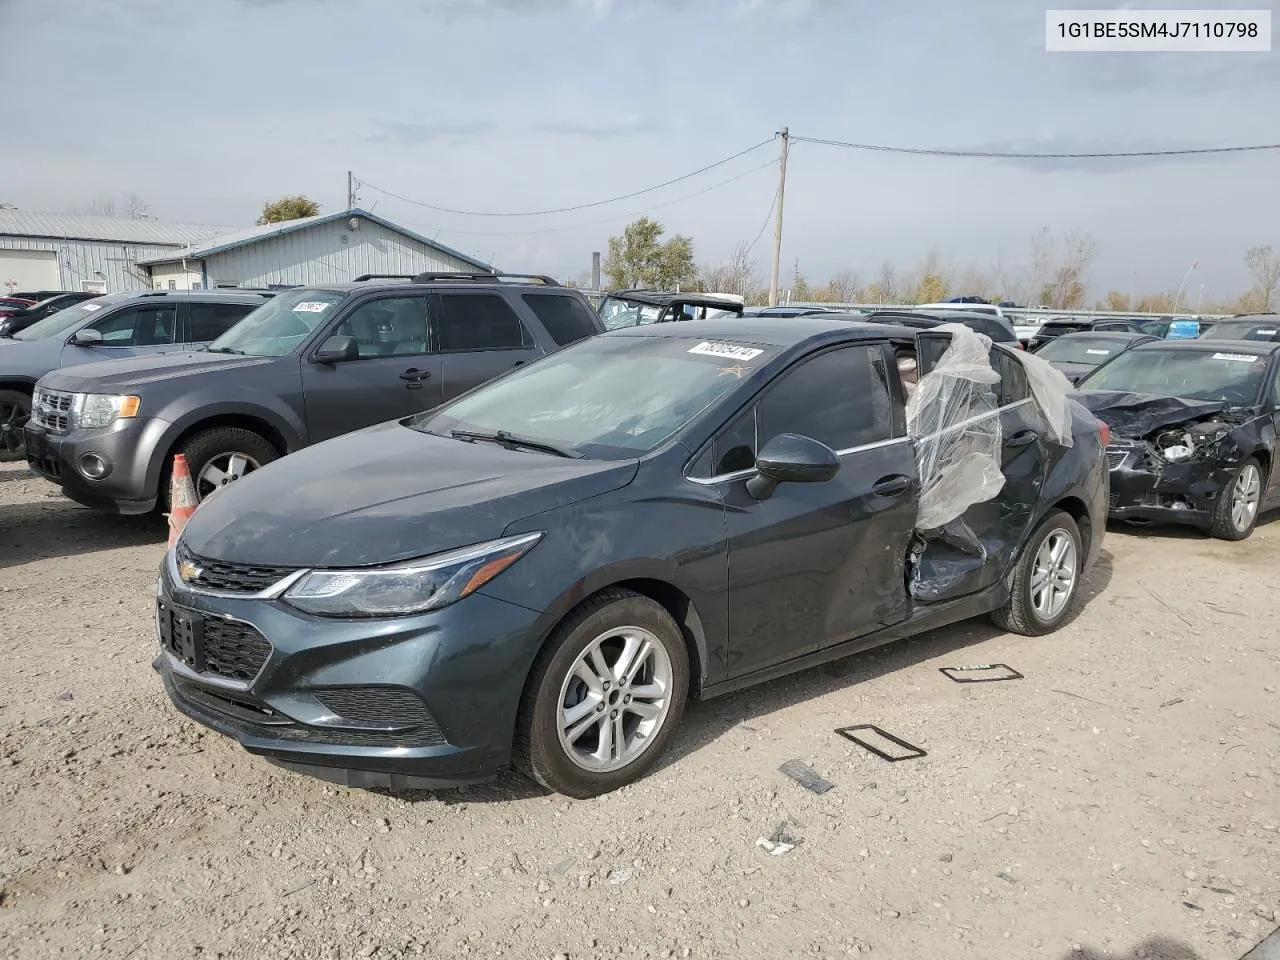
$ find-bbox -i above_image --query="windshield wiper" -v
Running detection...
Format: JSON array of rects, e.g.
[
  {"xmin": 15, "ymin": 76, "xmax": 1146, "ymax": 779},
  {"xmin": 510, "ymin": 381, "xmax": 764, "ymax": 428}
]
[
  {"xmin": 450, "ymin": 428, "xmax": 582, "ymax": 459},
  {"xmin": 205, "ymin": 346, "xmax": 245, "ymax": 354}
]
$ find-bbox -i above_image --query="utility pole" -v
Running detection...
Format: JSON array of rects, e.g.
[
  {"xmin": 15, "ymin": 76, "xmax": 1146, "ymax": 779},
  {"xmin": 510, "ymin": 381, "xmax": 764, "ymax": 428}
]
[
  {"xmin": 347, "ymin": 170, "xmax": 355, "ymax": 210},
  {"xmin": 768, "ymin": 127, "xmax": 790, "ymax": 307}
]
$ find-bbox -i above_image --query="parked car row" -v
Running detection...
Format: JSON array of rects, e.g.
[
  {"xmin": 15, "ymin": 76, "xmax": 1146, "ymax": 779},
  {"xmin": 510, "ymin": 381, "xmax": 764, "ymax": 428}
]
[
  {"xmin": 0, "ymin": 291, "xmax": 103, "ymax": 337},
  {"xmin": 8, "ymin": 273, "xmax": 1278, "ymax": 799}
]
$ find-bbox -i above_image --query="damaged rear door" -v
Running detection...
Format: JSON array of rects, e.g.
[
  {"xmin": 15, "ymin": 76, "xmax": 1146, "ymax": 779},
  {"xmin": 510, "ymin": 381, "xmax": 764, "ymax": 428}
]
[
  {"xmin": 693, "ymin": 343, "xmax": 918, "ymax": 679},
  {"xmin": 909, "ymin": 333, "xmax": 1049, "ymax": 602}
]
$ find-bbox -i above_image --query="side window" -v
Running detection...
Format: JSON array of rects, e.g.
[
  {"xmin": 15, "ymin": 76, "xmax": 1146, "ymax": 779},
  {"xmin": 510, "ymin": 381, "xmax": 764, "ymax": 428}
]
[
  {"xmin": 521, "ymin": 293, "xmax": 599, "ymax": 347},
  {"xmin": 189, "ymin": 302, "xmax": 257, "ymax": 342},
  {"xmin": 989, "ymin": 347, "xmax": 1029, "ymax": 406},
  {"xmin": 1272, "ymin": 373, "xmax": 1280, "ymax": 406},
  {"xmin": 90, "ymin": 304, "xmax": 178, "ymax": 346},
  {"xmin": 438, "ymin": 293, "xmax": 532, "ymax": 352},
  {"xmin": 334, "ymin": 297, "xmax": 429, "ymax": 359},
  {"xmin": 757, "ymin": 346, "xmax": 893, "ymax": 452}
]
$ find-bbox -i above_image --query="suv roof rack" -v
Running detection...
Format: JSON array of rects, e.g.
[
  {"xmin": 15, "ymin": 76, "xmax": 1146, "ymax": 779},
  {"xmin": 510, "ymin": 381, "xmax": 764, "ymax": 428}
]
[
  {"xmin": 352, "ymin": 274, "xmax": 417, "ymax": 282},
  {"xmin": 409, "ymin": 271, "xmax": 561, "ymax": 286}
]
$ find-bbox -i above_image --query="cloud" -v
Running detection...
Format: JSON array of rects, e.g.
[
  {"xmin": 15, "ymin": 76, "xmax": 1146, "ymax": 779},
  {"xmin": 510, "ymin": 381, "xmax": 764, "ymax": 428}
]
[
  {"xmin": 531, "ymin": 116, "xmax": 657, "ymax": 140},
  {"xmin": 365, "ymin": 121, "xmax": 501, "ymax": 147}
]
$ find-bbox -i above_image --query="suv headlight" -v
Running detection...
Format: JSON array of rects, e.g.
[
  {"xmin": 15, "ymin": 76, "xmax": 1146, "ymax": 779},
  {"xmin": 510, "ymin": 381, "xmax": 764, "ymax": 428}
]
[
  {"xmin": 70, "ymin": 393, "xmax": 141, "ymax": 430},
  {"xmin": 283, "ymin": 532, "xmax": 543, "ymax": 618}
]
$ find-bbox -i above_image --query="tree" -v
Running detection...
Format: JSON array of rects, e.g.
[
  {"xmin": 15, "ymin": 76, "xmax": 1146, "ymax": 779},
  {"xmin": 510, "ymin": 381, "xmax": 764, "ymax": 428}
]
[
  {"xmin": 1099, "ymin": 291, "xmax": 1132, "ymax": 311},
  {"xmin": 76, "ymin": 192, "xmax": 153, "ymax": 219},
  {"xmin": 790, "ymin": 262, "xmax": 816, "ymax": 302},
  {"xmin": 1244, "ymin": 245, "xmax": 1280, "ymax": 311},
  {"xmin": 905, "ymin": 248, "xmax": 950, "ymax": 304},
  {"xmin": 257, "ymin": 195, "xmax": 321, "ymax": 226},
  {"xmin": 603, "ymin": 217, "xmax": 697, "ymax": 290},
  {"xmin": 823, "ymin": 269, "xmax": 861, "ymax": 303},
  {"xmin": 699, "ymin": 242, "xmax": 760, "ymax": 299}
]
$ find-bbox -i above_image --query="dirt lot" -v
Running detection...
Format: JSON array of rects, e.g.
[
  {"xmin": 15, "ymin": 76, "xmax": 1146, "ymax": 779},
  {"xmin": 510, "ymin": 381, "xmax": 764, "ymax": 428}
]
[{"xmin": 1, "ymin": 458, "xmax": 1278, "ymax": 960}]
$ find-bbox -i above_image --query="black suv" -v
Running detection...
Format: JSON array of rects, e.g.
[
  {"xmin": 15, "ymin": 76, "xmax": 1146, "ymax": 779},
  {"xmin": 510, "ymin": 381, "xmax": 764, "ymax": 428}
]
[
  {"xmin": 25, "ymin": 273, "xmax": 605, "ymax": 514},
  {"xmin": 1028, "ymin": 317, "xmax": 1149, "ymax": 351}
]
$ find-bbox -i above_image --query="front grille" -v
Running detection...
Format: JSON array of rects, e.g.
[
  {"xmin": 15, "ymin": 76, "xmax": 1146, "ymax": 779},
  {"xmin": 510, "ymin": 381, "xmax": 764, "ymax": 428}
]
[
  {"xmin": 314, "ymin": 687, "xmax": 439, "ymax": 733},
  {"xmin": 157, "ymin": 600, "xmax": 273, "ymax": 683},
  {"xmin": 31, "ymin": 388, "xmax": 73, "ymax": 435},
  {"xmin": 173, "ymin": 677, "xmax": 446, "ymax": 747},
  {"xmin": 177, "ymin": 542, "xmax": 295, "ymax": 594},
  {"xmin": 26, "ymin": 453, "xmax": 61, "ymax": 479},
  {"xmin": 1109, "ymin": 491, "xmax": 1120, "ymax": 509},
  {"xmin": 1106, "ymin": 448, "xmax": 1128, "ymax": 469}
]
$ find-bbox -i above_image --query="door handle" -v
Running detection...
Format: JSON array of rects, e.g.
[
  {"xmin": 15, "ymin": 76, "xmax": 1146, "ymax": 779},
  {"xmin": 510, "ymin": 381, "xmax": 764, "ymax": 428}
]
[
  {"xmin": 1006, "ymin": 429, "xmax": 1037, "ymax": 448},
  {"xmin": 872, "ymin": 474, "xmax": 912, "ymax": 497}
]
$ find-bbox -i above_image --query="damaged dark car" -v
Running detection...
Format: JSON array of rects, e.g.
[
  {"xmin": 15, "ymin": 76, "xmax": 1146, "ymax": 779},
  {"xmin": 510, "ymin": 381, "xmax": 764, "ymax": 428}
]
[
  {"xmin": 1075, "ymin": 340, "xmax": 1280, "ymax": 540},
  {"xmin": 154, "ymin": 318, "xmax": 1106, "ymax": 798}
]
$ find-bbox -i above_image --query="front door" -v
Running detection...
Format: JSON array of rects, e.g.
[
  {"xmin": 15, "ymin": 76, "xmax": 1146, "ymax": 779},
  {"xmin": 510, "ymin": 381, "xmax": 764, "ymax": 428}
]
[
  {"xmin": 60, "ymin": 301, "xmax": 182, "ymax": 366},
  {"xmin": 689, "ymin": 343, "xmax": 918, "ymax": 679},
  {"xmin": 432, "ymin": 292, "xmax": 542, "ymax": 400},
  {"xmin": 300, "ymin": 295, "xmax": 444, "ymax": 443}
]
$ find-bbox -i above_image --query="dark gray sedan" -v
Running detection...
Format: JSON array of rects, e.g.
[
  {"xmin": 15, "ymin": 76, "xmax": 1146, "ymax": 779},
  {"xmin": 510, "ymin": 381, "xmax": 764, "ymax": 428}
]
[{"xmin": 1031, "ymin": 331, "xmax": 1158, "ymax": 383}]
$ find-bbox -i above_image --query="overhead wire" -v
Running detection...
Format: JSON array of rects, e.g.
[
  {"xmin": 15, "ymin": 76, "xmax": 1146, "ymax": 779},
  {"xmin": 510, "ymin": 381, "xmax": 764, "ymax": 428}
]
[
  {"xmin": 356, "ymin": 135, "xmax": 777, "ymax": 217},
  {"xmin": 743, "ymin": 184, "xmax": 779, "ymax": 256},
  {"xmin": 790, "ymin": 135, "xmax": 1280, "ymax": 159},
  {"xmin": 409, "ymin": 159, "xmax": 777, "ymax": 238}
]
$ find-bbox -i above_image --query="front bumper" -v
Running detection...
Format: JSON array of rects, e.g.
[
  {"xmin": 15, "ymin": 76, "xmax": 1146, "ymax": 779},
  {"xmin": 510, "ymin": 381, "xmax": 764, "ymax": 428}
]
[
  {"xmin": 1106, "ymin": 443, "xmax": 1231, "ymax": 527},
  {"xmin": 152, "ymin": 548, "xmax": 545, "ymax": 789},
  {"xmin": 24, "ymin": 416, "xmax": 170, "ymax": 514}
]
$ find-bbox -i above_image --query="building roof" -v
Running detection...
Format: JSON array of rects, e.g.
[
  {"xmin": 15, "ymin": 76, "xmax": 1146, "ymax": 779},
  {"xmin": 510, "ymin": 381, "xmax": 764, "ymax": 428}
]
[
  {"xmin": 135, "ymin": 208, "xmax": 492, "ymax": 271},
  {"xmin": 0, "ymin": 210, "xmax": 234, "ymax": 246}
]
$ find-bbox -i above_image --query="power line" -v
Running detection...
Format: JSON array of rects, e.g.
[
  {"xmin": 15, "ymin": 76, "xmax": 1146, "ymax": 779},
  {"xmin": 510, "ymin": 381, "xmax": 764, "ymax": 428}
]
[
  {"xmin": 744, "ymin": 184, "xmax": 779, "ymax": 257},
  {"xmin": 357, "ymin": 136, "xmax": 777, "ymax": 218},
  {"xmin": 791, "ymin": 135, "xmax": 1280, "ymax": 159},
  {"xmin": 414, "ymin": 159, "xmax": 776, "ymax": 238}
]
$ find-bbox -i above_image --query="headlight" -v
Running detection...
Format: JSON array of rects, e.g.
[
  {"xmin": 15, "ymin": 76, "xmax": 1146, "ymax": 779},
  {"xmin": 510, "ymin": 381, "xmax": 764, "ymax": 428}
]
[
  {"xmin": 70, "ymin": 393, "xmax": 141, "ymax": 430},
  {"xmin": 283, "ymin": 531, "xmax": 543, "ymax": 618}
]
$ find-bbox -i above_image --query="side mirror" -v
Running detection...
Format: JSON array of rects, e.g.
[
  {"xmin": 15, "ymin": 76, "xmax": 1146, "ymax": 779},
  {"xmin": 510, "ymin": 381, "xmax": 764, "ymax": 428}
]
[
  {"xmin": 745, "ymin": 433, "xmax": 840, "ymax": 500},
  {"xmin": 71, "ymin": 328, "xmax": 103, "ymax": 346},
  {"xmin": 314, "ymin": 334, "xmax": 359, "ymax": 364}
]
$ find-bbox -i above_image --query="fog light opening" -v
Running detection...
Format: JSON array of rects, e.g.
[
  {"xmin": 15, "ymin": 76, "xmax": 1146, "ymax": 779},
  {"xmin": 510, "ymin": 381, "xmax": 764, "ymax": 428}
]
[{"xmin": 79, "ymin": 452, "xmax": 112, "ymax": 480}]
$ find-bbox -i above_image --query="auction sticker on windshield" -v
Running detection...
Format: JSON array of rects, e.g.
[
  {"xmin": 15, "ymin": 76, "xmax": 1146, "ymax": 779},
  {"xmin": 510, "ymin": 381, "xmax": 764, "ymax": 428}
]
[
  {"xmin": 294, "ymin": 301, "xmax": 332, "ymax": 313},
  {"xmin": 1212, "ymin": 352, "xmax": 1263, "ymax": 362},
  {"xmin": 687, "ymin": 341, "xmax": 764, "ymax": 362},
  {"xmin": 1086, "ymin": 349, "xmax": 1111, "ymax": 356},
  {"xmin": 82, "ymin": 304, "xmax": 102, "ymax": 312}
]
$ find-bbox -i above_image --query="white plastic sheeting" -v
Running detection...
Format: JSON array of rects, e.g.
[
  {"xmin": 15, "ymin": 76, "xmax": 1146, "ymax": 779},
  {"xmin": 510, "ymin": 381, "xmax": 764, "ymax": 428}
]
[
  {"xmin": 1015, "ymin": 347, "xmax": 1076, "ymax": 447},
  {"xmin": 905, "ymin": 324, "xmax": 1005, "ymax": 532}
]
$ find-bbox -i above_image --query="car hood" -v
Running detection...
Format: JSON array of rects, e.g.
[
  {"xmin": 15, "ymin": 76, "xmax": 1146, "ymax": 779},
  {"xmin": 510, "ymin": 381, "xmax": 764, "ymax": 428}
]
[
  {"xmin": 179, "ymin": 421, "xmax": 640, "ymax": 567},
  {"xmin": 39, "ymin": 351, "xmax": 277, "ymax": 392},
  {"xmin": 1073, "ymin": 390, "xmax": 1243, "ymax": 438}
]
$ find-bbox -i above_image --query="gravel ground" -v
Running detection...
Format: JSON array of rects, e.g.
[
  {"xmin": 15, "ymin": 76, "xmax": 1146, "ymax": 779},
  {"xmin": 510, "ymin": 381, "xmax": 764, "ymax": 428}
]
[{"xmin": 1, "ymin": 458, "xmax": 1278, "ymax": 960}]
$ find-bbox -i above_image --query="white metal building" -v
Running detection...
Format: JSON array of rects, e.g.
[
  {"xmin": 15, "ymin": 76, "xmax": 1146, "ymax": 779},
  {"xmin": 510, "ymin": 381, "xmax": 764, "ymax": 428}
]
[
  {"xmin": 0, "ymin": 211, "xmax": 231, "ymax": 295},
  {"xmin": 136, "ymin": 209, "xmax": 492, "ymax": 290}
]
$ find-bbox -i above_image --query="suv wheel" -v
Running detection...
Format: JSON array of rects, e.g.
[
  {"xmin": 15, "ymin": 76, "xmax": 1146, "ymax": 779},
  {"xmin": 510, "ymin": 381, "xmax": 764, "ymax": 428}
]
[
  {"xmin": 1209, "ymin": 457, "xmax": 1264, "ymax": 541},
  {"xmin": 175, "ymin": 427, "xmax": 279, "ymax": 504},
  {"xmin": 990, "ymin": 509, "xmax": 1083, "ymax": 636},
  {"xmin": 0, "ymin": 389, "xmax": 31, "ymax": 462},
  {"xmin": 515, "ymin": 589, "xmax": 689, "ymax": 798}
]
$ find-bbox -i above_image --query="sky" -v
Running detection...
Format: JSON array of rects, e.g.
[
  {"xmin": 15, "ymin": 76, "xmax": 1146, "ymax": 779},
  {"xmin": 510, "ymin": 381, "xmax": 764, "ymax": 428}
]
[{"xmin": 1, "ymin": 0, "xmax": 1277, "ymax": 302}]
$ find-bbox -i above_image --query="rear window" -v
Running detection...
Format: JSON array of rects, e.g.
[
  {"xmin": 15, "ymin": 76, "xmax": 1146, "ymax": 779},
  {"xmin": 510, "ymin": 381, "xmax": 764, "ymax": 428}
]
[{"xmin": 522, "ymin": 293, "xmax": 600, "ymax": 347}]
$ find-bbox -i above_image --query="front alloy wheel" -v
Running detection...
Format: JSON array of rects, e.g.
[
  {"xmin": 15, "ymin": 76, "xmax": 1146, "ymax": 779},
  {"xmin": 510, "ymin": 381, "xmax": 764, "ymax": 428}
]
[
  {"xmin": 516, "ymin": 589, "xmax": 689, "ymax": 798},
  {"xmin": 1210, "ymin": 457, "xmax": 1264, "ymax": 541}
]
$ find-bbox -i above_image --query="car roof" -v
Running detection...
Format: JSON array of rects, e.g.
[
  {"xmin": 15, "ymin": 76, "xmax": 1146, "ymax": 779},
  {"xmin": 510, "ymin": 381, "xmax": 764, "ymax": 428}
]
[
  {"xmin": 1049, "ymin": 331, "xmax": 1153, "ymax": 342},
  {"xmin": 1129, "ymin": 338, "xmax": 1280, "ymax": 356},
  {"xmin": 1211, "ymin": 315, "xmax": 1280, "ymax": 326},
  {"xmin": 604, "ymin": 289, "xmax": 745, "ymax": 308},
  {"xmin": 604, "ymin": 315, "xmax": 915, "ymax": 348}
]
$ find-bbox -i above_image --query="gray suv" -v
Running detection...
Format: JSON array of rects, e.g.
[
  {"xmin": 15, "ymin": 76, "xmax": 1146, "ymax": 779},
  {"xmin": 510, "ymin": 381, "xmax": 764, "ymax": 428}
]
[
  {"xmin": 0, "ymin": 290, "xmax": 271, "ymax": 460},
  {"xmin": 25, "ymin": 273, "xmax": 605, "ymax": 514}
]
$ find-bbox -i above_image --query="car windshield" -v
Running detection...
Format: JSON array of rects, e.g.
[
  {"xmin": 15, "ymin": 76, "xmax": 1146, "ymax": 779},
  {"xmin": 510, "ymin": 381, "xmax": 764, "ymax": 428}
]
[
  {"xmin": 412, "ymin": 334, "xmax": 780, "ymax": 459},
  {"xmin": 1036, "ymin": 335, "xmax": 1130, "ymax": 365},
  {"xmin": 13, "ymin": 293, "xmax": 132, "ymax": 340},
  {"xmin": 598, "ymin": 296, "xmax": 666, "ymax": 330},
  {"xmin": 1076, "ymin": 348, "xmax": 1269, "ymax": 404},
  {"xmin": 1200, "ymin": 320, "xmax": 1280, "ymax": 342},
  {"xmin": 206, "ymin": 288, "xmax": 347, "ymax": 356}
]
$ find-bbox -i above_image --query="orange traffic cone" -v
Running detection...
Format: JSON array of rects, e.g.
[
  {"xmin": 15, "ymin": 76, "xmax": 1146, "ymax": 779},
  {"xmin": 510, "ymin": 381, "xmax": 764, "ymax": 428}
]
[{"xmin": 167, "ymin": 454, "xmax": 198, "ymax": 547}]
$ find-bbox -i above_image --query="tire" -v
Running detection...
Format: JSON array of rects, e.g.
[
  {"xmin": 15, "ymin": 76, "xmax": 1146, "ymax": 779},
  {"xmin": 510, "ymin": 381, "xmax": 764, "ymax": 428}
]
[
  {"xmin": 0, "ymin": 389, "xmax": 31, "ymax": 463},
  {"xmin": 1209, "ymin": 456, "xmax": 1264, "ymax": 541},
  {"xmin": 171, "ymin": 426, "xmax": 279, "ymax": 506},
  {"xmin": 990, "ymin": 509, "xmax": 1084, "ymax": 637},
  {"xmin": 514, "ymin": 589, "xmax": 690, "ymax": 799}
]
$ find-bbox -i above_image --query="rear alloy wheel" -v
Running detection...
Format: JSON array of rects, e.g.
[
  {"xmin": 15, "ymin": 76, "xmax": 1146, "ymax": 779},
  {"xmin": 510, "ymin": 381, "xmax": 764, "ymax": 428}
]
[
  {"xmin": 991, "ymin": 509, "xmax": 1083, "ymax": 636},
  {"xmin": 1209, "ymin": 457, "xmax": 1264, "ymax": 541},
  {"xmin": 0, "ymin": 389, "xmax": 31, "ymax": 462},
  {"xmin": 516, "ymin": 589, "xmax": 689, "ymax": 798}
]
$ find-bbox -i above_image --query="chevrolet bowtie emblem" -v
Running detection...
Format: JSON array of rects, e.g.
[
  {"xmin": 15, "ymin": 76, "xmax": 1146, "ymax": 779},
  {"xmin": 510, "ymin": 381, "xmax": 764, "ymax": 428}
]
[{"xmin": 178, "ymin": 559, "xmax": 204, "ymax": 583}]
